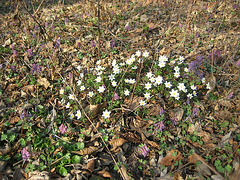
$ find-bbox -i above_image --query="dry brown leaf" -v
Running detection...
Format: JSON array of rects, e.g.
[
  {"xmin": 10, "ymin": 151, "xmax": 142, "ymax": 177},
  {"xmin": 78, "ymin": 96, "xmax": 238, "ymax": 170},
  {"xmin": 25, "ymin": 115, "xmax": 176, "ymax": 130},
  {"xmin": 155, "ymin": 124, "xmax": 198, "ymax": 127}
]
[
  {"xmin": 37, "ymin": 77, "xmax": 50, "ymax": 89},
  {"xmin": 188, "ymin": 152, "xmax": 205, "ymax": 164},
  {"xmin": 109, "ymin": 138, "xmax": 127, "ymax": 150},
  {"xmin": 147, "ymin": 140, "xmax": 159, "ymax": 148},
  {"xmin": 159, "ymin": 149, "xmax": 183, "ymax": 166},
  {"xmin": 206, "ymin": 75, "xmax": 216, "ymax": 94},
  {"xmin": 22, "ymin": 85, "xmax": 34, "ymax": 93},
  {"xmin": 169, "ymin": 108, "xmax": 184, "ymax": 122},
  {"xmin": 124, "ymin": 96, "xmax": 145, "ymax": 110},
  {"xmin": 87, "ymin": 159, "xmax": 95, "ymax": 173},
  {"xmin": 9, "ymin": 116, "xmax": 20, "ymax": 124},
  {"xmin": 97, "ymin": 170, "xmax": 112, "ymax": 179},
  {"xmin": 71, "ymin": 146, "xmax": 99, "ymax": 156},
  {"xmin": 219, "ymin": 99, "xmax": 232, "ymax": 108}
]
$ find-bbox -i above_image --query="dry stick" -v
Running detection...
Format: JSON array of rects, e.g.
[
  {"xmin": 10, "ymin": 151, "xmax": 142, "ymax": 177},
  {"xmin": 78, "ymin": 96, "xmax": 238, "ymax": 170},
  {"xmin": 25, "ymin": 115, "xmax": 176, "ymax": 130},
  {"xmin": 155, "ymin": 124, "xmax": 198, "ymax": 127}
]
[
  {"xmin": 19, "ymin": 3, "xmax": 126, "ymax": 180},
  {"xmin": 33, "ymin": 0, "xmax": 45, "ymax": 16}
]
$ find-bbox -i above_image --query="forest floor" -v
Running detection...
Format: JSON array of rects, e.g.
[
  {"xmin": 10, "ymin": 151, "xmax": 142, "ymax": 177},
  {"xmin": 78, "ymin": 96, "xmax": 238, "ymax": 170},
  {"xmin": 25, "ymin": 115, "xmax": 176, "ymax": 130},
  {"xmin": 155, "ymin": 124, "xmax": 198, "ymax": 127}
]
[{"xmin": 0, "ymin": 0, "xmax": 240, "ymax": 179}]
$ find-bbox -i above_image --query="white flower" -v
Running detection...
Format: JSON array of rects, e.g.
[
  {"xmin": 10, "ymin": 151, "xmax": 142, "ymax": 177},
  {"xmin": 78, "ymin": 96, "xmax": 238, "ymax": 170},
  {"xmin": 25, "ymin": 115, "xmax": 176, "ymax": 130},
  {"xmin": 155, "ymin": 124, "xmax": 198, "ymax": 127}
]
[
  {"xmin": 136, "ymin": 50, "xmax": 141, "ymax": 57},
  {"xmin": 144, "ymin": 92, "xmax": 151, "ymax": 99},
  {"xmin": 97, "ymin": 71, "xmax": 103, "ymax": 75},
  {"xmin": 126, "ymin": 58, "xmax": 133, "ymax": 65},
  {"xmin": 124, "ymin": 89, "xmax": 130, "ymax": 96},
  {"xmin": 145, "ymin": 82, "xmax": 152, "ymax": 90},
  {"xmin": 102, "ymin": 109, "xmax": 111, "ymax": 119},
  {"xmin": 139, "ymin": 100, "xmax": 146, "ymax": 106},
  {"xmin": 125, "ymin": 79, "xmax": 130, "ymax": 83},
  {"xmin": 66, "ymin": 102, "xmax": 70, "ymax": 109},
  {"xmin": 60, "ymin": 88, "xmax": 64, "ymax": 95},
  {"xmin": 202, "ymin": 77, "xmax": 206, "ymax": 83},
  {"xmin": 130, "ymin": 55, "xmax": 135, "ymax": 62},
  {"xmin": 179, "ymin": 56, "xmax": 185, "ymax": 62},
  {"xmin": 159, "ymin": 55, "xmax": 168, "ymax": 62},
  {"xmin": 95, "ymin": 76, "xmax": 102, "ymax": 83},
  {"xmin": 142, "ymin": 51, "xmax": 149, "ymax": 58},
  {"xmin": 68, "ymin": 94, "xmax": 74, "ymax": 100},
  {"xmin": 177, "ymin": 83, "xmax": 186, "ymax": 92},
  {"xmin": 206, "ymin": 82, "xmax": 211, "ymax": 89},
  {"xmin": 108, "ymin": 74, "xmax": 115, "ymax": 81},
  {"xmin": 191, "ymin": 85, "xmax": 197, "ymax": 90},
  {"xmin": 76, "ymin": 110, "xmax": 81, "ymax": 119},
  {"xmin": 77, "ymin": 65, "xmax": 82, "ymax": 71},
  {"xmin": 155, "ymin": 75, "xmax": 163, "ymax": 85},
  {"xmin": 184, "ymin": 67, "xmax": 189, "ymax": 72},
  {"xmin": 119, "ymin": 62, "xmax": 125, "ymax": 66},
  {"xmin": 113, "ymin": 66, "xmax": 120, "ymax": 74},
  {"xmin": 112, "ymin": 59, "xmax": 117, "ymax": 66},
  {"xmin": 79, "ymin": 73, "xmax": 84, "ymax": 78},
  {"xmin": 111, "ymin": 81, "xmax": 117, "ymax": 87},
  {"xmin": 169, "ymin": 60, "xmax": 176, "ymax": 66},
  {"xmin": 187, "ymin": 93, "xmax": 193, "ymax": 99},
  {"xmin": 146, "ymin": 72, "xmax": 153, "ymax": 79},
  {"xmin": 129, "ymin": 78, "xmax": 136, "ymax": 84},
  {"xmin": 150, "ymin": 77, "xmax": 156, "ymax": 83},
  {"xmin": 70, "ymin": 113, "xmax": 74, "ymax": 119},
  {"xmin": 80, "ymin": 85, "xmax": 85, "ymax": 91},
  {"xmin": 165, "ymin": 81, "xmax": 172, "ymax": 88},
  {"xmin": 174, "ymin": 66, "xmax": 180, "ymax": 72},
  {"xmin": 175, "ymin": 95, "xmax": 180, "ymax": 100},
  {"xmin": 183, "ymin": 88, "xmax": 188, "ymax": 93},
  {"xmin": 174, "ymin": 72, "xmax": 180, "ymax": 78},
  {"xmin": 98, "ymin": 85, "xmax": 105, "ymax": 93},
  {"xmin": 77, "ymin": 80, "xmax": 82, "ymax": 86},
  {"xmin": 193, "ymin": 91, "xmax": 197, "ymax": 96},
  {"xmin": 158, "ymin": 60, "xmax": 166, "ymax": 68},
  {"xmin": 170, "ymin": 89, "xmax": 179, "ymax": 99},
  {"xmin": 138, "ymin": 58, "xmax": 142, "ymax": 63},
  {"xmin": 88, "ymin": 91, "xmax": 94, "ymax": 97},
  {"xmin": 96, "ymin": 60, "xmax": 101, "ymax": 65},
  {"xmin": 132, "ymin": 66, "xmax": 138, "ymax": 70},
  {"xmin": 96, "ymin": 65, "xmax": 102, "ymax": 71}
]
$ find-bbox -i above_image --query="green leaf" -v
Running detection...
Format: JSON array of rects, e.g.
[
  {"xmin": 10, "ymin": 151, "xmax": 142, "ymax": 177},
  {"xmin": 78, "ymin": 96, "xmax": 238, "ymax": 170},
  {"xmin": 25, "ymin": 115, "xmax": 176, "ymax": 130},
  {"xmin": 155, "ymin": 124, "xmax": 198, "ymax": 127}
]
[
  {"xmin": 72, "ymin": 155, "xmax": 81, "ymax": 164},
  {"xmin": 76, "ymin": 142, "xmax": 85, "ymax": 150},
  {"xmin": 19, "ymin": 138, "xmax": 26, "ymax": 147},
  {"xmin": 1, "ymin": 133, "xmax": 7, "ymax": 141},
  {"xmin": 225, "ymin": 164, "xmax": 232, "ymax": 173},
  {"xmin": 171, "ymin": 151, "xmax": 178, "ymax": 157},
  {"xmin": 220, "ymin": 121, "xmax": 229, "ymax": 128},
  {"xmin": 58, "ymin": 167, "xmax": 68, "ymax": 176}
]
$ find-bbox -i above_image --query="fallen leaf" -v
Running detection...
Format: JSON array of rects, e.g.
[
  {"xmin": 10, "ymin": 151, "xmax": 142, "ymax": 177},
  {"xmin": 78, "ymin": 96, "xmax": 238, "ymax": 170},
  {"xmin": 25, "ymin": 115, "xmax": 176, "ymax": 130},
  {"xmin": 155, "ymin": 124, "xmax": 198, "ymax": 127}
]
[
  {"xmin": 37, "ymin": 77, "xmax": 50, "ymax": 89},
  {"xmin": 87, "ymin": 159, "xmax": 95, "ymax": 173},
  {"xmin": 71, "ymin": 146, "xmax": 99, "ymax": 156},
  {"xmin": 188, "ymin": 152, "xmax": 205, "ymax": 164},
  {"xmin": 159, "ymin": 149, "xmax": 183, "ymax": 166},
  {"xmin": 109, "ymin": 138, "xmax": 127, "ymax": 150},
  {"xmin": 97, "ymin": 170, "xmax": 112, "ymax": 179}
]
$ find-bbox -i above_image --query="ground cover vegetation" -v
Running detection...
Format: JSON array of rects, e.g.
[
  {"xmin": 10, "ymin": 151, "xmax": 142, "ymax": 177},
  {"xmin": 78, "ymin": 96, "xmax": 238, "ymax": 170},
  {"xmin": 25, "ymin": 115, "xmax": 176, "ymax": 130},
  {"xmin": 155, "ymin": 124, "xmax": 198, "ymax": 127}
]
[{"xmin": 0, "ymin": 0, "xmax": 240, "ymax": 179}]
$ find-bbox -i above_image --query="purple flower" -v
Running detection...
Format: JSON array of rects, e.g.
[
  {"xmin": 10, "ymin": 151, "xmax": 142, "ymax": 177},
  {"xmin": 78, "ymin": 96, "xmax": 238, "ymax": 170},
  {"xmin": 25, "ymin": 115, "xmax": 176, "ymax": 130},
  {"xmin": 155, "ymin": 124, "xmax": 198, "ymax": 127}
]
[
  {"xmin": 154, "ymin": 120, "xmax": 165, "ymax": 132},
  {"xmin": 227, "ymin": 92, "xmax": 234, "ymax": 99},
  {"xmin": 192, "ymin": 107, "xmax": 199, "ymax": 118},
  {"xmin": 171, "ymin": 116, "xmax": 177, "ymax": 126},
  {"xmin": 125, "ymin": 26, "xmax": 131, "ymax": 31},
  {"xmin": 77, "ymin": 42, "xmax": 81, "ymax": 49},
  {"xmin": 159, "ymin": 107, "xmax": 165, "ymax": 115},
  {"xmin": 51, "ymin": 25, "xmax": 55, "ymax": 32},
  {"xmin": 20, "ymin": 110, "xmax": 27, "ymax": 120},
  {"xmin": 188, "ymin": 56, "xmax": 203, "ymax": 74},
  {"xmin": 78, "ymin": 26, "xmax": 82, "ymax": 31},
  {"xmin": 13, "ymin": 50, "xmax": 17, "ymax": 56},
  {"xmin": 64, "ymin": 18, "xmax": 68, "ymax": 23},
  {"xmin": 90, "ymin": 41, "xmax": 95, "ymax": 47},
  {"xmin": 59, "ymin": 124, "xmax": 67, "ymax": 134},
  {"xmin": 236, "ymin": 59, "xmax": 240, "ymax": 66},
  {"xmin": 185, "ymin": 116, "xmax": 193, "ymax": 123},
  {"xmin": 114, "ymin": 92, "xmax": 120, "ymax": 100},
  {"xmin": 34, "ymin": 25, "xmax": 39, "ymax": 30},
  {"xmin": 139, "ymin": 144, "xmax": 150, "ymax": 157},
  {"xmin": 10, "ymin": 65, "xmax": 15, "ymax": 71},
  {"xmin": 21, "ymin": 147, "xmax": 30, "ymax": 161},
  {"xmin": 28, "ymin": 49, "xmax": 33, "ymax": 57},
  {"xmin": 69, "ymin": 73, "xmax": 73, "ymax": 79},
  {"xmin": 32, "ymin": 64, "xmax": 42, "ymax": 74},
  {"xmin": 110, "ymin": 40, "xmax": 115, "ymax": 48},
  {"xmin": 45, "ymin": 22, "xmax": 48, "ymax": 27},
  {"xmin": 0, "ymin": 64, "xmax": 2, "ymax": 69},
  {"xmin": 55, "ymin": 39, "xmax": 60, "ymax": 47},
  {"xmin": 32, "ymin": 33, "xmax": 36, "ymax": 39}
]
